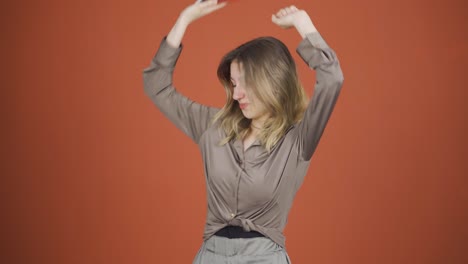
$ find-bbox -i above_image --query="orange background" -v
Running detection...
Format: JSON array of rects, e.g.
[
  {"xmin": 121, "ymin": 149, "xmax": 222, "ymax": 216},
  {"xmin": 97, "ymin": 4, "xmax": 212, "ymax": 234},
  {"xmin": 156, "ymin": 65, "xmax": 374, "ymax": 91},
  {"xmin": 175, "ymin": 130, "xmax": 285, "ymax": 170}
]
[{"xmin": 2, "ymin": 0, "xmax": 467, "ymax": 263}]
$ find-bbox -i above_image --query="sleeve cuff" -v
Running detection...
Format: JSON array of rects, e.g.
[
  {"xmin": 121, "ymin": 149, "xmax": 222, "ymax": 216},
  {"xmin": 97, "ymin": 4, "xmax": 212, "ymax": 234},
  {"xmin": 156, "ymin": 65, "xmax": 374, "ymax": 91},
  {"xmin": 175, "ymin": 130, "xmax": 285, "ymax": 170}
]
[
  {"xmin": 305, "ymin": 32, "xmax": 329, "ymax": 49},
  {"xmin": 296, "ymin": 31, "xmax": 329, "ymax": 52},
  {"xmin": 296, "ymin": 32, "xmax": 332, "ymax": 68},
  {"xmin": 151, "ymin": 36, "xmax": 183, "ymax": 68}
]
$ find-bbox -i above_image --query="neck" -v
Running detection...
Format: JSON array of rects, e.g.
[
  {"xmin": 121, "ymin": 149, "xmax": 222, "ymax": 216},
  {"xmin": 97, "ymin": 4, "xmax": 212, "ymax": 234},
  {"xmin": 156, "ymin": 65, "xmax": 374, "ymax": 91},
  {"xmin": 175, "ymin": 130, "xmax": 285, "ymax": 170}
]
[
  {"xmin": 250, "ymin": 123, "xmax": 262, "ymax": 130},
  {"xmin": 250, "ymin": 114, "xmax": 269, "ymax": 132},
  {"xmin": 250, "ymin": 120, "xmax": 265, "ymax": 133}
]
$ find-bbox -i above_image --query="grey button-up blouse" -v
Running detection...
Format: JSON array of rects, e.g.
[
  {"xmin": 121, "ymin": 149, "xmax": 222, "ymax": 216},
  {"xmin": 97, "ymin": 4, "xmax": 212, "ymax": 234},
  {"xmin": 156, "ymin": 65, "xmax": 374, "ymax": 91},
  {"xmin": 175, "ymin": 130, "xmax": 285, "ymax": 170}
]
[{"xmin": 143, "ymin": 32, "xmax": 344, "ymax": 248}]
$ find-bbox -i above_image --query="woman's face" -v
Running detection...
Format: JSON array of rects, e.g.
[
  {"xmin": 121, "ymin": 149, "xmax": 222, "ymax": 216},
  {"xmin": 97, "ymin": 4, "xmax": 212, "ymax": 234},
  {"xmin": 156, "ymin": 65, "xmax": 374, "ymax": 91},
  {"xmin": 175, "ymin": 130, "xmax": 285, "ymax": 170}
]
[{"xmin": 230, "ymin": 61, "xmax": 269, "ymax": 122}]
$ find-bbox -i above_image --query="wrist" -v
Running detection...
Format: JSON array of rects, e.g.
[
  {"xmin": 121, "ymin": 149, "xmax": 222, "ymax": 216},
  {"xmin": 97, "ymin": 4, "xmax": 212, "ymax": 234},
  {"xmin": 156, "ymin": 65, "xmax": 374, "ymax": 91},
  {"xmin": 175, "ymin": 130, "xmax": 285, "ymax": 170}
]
[
  {"xmin": 293, "ymin": 12, "xmax": 317, "ymax": 38},
  {"xmin": 167, "ymin": 16, "xmax": 189, "ymax": 48},
  {"xmin": 177, "ymin": 14, "xmax": 191, "ymax": 28}
]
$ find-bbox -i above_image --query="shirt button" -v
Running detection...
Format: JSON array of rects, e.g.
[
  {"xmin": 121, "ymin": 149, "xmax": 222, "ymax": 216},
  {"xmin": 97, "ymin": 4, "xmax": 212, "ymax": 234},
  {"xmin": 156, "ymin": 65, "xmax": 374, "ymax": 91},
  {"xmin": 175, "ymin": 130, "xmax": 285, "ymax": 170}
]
[{"xmin": 230, "ymin": 213, "xmax": 235, "ymax": 218}]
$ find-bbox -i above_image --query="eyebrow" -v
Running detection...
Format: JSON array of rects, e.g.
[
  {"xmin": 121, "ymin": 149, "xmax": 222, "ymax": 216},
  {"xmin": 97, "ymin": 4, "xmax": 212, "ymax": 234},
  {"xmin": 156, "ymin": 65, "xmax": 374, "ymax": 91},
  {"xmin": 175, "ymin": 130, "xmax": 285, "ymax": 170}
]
[{"xmin": 230, "ymin": 75, "xmax": 244, "ymax": 82}]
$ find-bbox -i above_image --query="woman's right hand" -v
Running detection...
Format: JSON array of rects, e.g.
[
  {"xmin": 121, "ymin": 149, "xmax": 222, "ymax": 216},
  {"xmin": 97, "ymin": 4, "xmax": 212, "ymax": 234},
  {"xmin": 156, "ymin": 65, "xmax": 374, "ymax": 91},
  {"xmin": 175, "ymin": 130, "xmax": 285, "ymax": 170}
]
[
  {"xmin": 180, "ymin": 0, "xmax": 228, "ymax": 26},
  {"xmin": 167, "ymin": 0, "xmax": 227, "ymax": 48}
]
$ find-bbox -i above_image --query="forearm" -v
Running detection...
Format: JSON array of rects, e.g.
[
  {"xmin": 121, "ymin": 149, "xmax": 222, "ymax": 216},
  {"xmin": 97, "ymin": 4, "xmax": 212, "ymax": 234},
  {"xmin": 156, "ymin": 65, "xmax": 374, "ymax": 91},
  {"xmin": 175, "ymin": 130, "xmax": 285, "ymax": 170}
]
[
  {"xmin": 142, "ymin": 38, "xmax": 217, "ymax": 144},
  {"xmin": 293, "ymin": 12, "xmax": 318, "ymax": 39},
  {"xmin": 296, "ymin": 33, "xmax": 344, "ymax": 160},
  {"xmin": 167, "ymin": 16, "xmax": 190, "ymax": 48}
]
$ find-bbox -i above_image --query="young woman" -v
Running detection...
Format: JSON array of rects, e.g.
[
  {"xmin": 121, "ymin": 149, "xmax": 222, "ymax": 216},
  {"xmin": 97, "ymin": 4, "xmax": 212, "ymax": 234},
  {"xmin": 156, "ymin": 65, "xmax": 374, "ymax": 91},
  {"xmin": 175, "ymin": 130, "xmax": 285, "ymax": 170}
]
[{"xmin": 143, "ymin": 0, "xmax": 344, "ymax": 263}]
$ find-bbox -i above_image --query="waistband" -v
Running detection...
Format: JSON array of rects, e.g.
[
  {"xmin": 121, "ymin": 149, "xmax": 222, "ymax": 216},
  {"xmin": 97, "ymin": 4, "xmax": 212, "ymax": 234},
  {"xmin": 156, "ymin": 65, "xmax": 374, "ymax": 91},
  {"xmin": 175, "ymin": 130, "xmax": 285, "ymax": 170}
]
[{"xmin": 214, "ymin": 225, "xmax": 265, "ymax": 239}]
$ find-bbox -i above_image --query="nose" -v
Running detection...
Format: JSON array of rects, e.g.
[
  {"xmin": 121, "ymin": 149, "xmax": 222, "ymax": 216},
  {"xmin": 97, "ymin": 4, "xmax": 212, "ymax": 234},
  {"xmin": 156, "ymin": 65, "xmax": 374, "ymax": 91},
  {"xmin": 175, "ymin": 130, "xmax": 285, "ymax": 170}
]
[{"xmin": 232, "ymin": 86, "xmax": 245, "ymax": 101}]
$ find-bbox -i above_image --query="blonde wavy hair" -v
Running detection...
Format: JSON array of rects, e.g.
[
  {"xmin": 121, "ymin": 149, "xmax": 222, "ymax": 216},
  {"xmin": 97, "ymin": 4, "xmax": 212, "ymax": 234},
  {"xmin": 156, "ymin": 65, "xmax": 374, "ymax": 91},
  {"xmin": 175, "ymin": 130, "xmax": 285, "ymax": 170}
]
[{"xmin": 213, "ymin": 36, "xmax": 308, "ymax": 152}]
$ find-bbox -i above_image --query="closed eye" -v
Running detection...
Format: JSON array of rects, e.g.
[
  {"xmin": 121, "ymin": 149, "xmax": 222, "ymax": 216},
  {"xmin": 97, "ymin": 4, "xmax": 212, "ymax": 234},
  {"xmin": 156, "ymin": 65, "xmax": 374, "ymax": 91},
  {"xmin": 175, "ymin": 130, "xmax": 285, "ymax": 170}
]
[{"xmin": 230, "ymin": 78, "xmax": 237, "ymax": 88}]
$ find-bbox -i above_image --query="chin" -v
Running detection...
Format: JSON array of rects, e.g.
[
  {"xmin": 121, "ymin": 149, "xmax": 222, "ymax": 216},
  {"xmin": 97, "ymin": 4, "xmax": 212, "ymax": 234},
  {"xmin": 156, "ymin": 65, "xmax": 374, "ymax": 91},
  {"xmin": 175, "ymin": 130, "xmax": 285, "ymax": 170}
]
[{"xmin": 241, "ymin": 111, "xmax": 253, "ymax": 119}]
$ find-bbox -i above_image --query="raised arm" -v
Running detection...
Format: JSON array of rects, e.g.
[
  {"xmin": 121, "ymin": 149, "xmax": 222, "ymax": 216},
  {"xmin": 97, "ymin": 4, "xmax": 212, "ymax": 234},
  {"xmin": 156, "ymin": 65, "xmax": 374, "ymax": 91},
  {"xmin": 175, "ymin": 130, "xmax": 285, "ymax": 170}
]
[
  {"xmin": 142, "ymin": 0, "xmax": 227, "ymax": 143},
  {"xmin": 273, "ymin": 6, "xmax": 344, "ymax": 161}
]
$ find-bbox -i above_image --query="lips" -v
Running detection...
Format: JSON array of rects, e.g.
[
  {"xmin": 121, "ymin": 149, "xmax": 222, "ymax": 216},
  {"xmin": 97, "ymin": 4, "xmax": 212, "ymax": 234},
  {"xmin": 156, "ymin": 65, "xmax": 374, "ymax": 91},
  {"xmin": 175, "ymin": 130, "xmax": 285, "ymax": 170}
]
[{"xmin": 239, "ymin": 103, "xmax": 248, "ymax": 110}]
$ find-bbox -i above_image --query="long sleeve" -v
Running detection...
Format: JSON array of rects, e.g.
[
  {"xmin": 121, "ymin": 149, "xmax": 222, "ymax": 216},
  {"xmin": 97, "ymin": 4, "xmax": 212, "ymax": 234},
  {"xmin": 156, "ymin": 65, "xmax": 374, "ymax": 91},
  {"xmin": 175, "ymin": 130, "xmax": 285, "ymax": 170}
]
[
  {"xmin": 295, "ymin": 32, "xmax": 344, "ymax": 161},
  {"xmin": 142, "ymin": 37, "xmax": 219, "ymax": 144}
]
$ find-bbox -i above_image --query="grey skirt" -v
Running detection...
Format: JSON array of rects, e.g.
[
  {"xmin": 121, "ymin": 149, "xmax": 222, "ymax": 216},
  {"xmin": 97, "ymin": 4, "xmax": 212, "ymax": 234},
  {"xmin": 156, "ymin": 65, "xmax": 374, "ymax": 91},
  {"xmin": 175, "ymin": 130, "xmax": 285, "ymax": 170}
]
[{"xmin": 192, "ymin": 235, "xmax": 292, "ymax": 264}]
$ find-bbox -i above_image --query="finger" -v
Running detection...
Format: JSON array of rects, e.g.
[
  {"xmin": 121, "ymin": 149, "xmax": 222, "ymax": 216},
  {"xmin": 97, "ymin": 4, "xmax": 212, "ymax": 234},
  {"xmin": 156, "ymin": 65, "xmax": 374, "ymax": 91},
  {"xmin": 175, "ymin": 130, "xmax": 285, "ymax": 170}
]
[
  {"xmin": 198, "ymin": 0, "xmax": 224, "ymax": 12},
  {"xmin": 205, "ymin": 1, "xmax": 227, "ymax": 13},
  {"xmin": 272, "ymin": 13, "xmax": 286, "ymax": 25},
  {"xmin": 272, "ymin": 14, "xmax": 278, "ymax": 23},
  {"xmin": 272, "ymin": 14, "xmax": 282, "ymax": 24},
  {"xmin": 198, "ymin": 0, "xmax": 218, "ymax": 7},
  {"xmin": 276, "ymin": 7, "xmax": 288, "ymax": 16}
]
